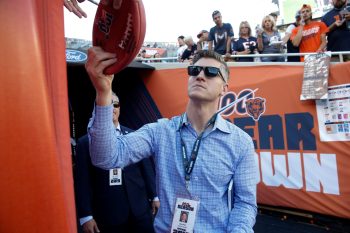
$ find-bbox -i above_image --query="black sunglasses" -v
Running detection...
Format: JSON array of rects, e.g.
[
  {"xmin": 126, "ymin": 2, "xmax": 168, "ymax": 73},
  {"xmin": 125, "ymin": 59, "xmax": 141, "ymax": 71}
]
[
  {"xmin": 187, "ymin": 65, "xmax": 226, "ymax": 82},
  {"xmin": 113, "ymin": 102, "xmax": 120, "ymax": 108}
]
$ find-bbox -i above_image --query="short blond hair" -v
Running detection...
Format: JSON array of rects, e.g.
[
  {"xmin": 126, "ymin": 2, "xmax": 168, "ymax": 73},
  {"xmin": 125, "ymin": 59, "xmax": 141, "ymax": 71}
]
[
  {"xmin": 184, "ymin": 36, "xmax": 193, "ymax": 43},
  {"xmin": 239, "ymin": 21, "xmax": 252, "ymax": 37},
  {"xmin": 262, "ymin": 15, "xmax": 276, "ymax": 31}
]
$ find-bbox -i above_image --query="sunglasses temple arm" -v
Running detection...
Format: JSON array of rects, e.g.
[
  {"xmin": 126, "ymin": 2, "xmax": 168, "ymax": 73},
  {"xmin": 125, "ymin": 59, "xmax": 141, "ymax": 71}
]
[{"xmin": 216, "ymin": 88, "xmax": 259, "ymax": 115}]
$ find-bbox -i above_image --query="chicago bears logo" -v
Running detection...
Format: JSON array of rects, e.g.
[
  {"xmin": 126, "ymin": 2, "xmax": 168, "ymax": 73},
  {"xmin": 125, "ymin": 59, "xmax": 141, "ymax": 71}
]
[{"xmin": 245, "ymin": 97, "xmax": 266, "ymax": 121}]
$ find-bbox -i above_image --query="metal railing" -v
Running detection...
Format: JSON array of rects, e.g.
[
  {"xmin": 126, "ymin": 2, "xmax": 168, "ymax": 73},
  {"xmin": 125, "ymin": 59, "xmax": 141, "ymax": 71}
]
[{"xmin": 139, "ymin": 51, "xmax": 350, "ymax": 63}]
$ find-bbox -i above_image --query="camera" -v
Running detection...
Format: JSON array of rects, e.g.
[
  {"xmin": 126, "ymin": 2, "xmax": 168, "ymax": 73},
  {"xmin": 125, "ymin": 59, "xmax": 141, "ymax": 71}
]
[{"xmin": 249, "ymin": 45, "xmax": 256, "ymax": 54}]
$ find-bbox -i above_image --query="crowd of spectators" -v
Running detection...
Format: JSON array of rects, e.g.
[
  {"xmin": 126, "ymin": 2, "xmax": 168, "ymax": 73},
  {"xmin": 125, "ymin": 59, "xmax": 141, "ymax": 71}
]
[
  {"xmin": 63, "ymin": 0, "xmax": 350, "ymax": 63},
  {"xmin": 140, "ymin": 0, "xmax": 350, "ymax": 63}
]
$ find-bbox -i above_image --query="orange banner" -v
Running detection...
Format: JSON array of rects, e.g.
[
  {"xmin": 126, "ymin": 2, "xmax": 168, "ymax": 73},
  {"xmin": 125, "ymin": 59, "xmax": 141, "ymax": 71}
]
[
  {"xmin": 0, "ymin": 0, "xmax": 76, "ymax": 232},
  {"xmin": 143, "ymin": 62, "xmax": 350, "ymax": 219}
]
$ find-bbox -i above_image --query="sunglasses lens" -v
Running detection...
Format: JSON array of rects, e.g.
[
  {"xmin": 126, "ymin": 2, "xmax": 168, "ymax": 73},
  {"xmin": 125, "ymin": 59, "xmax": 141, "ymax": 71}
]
[
  {"xmin": 188, "ymin": 66, "xmax": 223, "ymax": 79},
  {"xmin": 205, "ymin": 67, "xmax": 220, "ymax": 77},
  {"xmin": 113, "ymin": 103, "xmax": 120, "ymax": 108},
  {"xmin": 188, "ymin": 66, "xmax": 201, "ymax": 76}
]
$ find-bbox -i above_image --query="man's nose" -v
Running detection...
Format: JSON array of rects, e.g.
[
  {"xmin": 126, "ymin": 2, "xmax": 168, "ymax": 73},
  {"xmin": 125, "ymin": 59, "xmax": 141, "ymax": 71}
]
[{"xmin": 195, "ymin": 70, "xmax": 206, "ymax": 80}]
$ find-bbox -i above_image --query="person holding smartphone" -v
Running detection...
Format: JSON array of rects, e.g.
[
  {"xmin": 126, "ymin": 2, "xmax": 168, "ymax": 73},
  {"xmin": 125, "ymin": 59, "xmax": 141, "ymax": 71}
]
[
  {"xmin": 256, "ymin": 15, "xmax": 284, "ymax": 62},
  {"xmin": 291, "ymin": 4, "xmax": 329, "ymax": 61}
]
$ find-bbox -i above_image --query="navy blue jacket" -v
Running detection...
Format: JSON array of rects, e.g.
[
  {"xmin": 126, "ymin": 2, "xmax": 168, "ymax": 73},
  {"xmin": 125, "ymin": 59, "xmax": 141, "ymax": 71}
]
[{"xmin": 74, "ymin": 126, "xmax": 156, "ymax": 226}]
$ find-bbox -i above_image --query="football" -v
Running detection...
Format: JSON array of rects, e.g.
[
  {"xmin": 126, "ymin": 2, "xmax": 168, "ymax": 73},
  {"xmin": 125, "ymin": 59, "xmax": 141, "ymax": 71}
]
[{"xmin": 92, "ymin": 0, "xmax": 146, "ymax": 74}]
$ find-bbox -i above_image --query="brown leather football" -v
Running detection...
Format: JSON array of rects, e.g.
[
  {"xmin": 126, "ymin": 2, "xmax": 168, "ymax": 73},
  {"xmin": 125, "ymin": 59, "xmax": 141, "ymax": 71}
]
[{"xmin": 92, "ymin": 0, "xmax": 146, "ymax": 74}]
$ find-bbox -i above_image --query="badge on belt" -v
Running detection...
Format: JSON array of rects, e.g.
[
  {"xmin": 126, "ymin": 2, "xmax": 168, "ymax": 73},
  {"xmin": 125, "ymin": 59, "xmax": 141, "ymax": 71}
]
[{"xmin": 109, "ymin": 168, "xmax": 122, "ymax": 186}]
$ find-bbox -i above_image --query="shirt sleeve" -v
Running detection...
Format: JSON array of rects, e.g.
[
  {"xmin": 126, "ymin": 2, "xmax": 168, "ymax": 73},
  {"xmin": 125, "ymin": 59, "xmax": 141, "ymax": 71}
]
[
  {"xmin": 290, "ymin": 27, "xmax": 299, "ymax": 40},
  {"xmin": 321, "ymin": 12, "xmax": 331, "ymax": 26},
  {"xmin": 285, "ymin": 24, "xmax": 295, "ymax": 34},
  {"xmin": 208, "ymin": 28, "xmax": 215, "ymax": 41},
  {"xmin": 88, "ymin": 104, "xmax": 155, "ymax": 170},
  {"xmin": 227, "ymin": 137, "xmax": 257, "ymax": 233},
  {"xmin": 181, "ymin": 49, "xmax": 189, "ymax": 61},
  {"xmin": 79, "ymin": 216, "xmax": 93, "ymax": 226},
  {"xmin": 227, "ymin": 23, "xmax": 234, "ymax": 38},
  {"xmin": 320, "ymin": 22, "xmax": 329, "ymax": 34}
]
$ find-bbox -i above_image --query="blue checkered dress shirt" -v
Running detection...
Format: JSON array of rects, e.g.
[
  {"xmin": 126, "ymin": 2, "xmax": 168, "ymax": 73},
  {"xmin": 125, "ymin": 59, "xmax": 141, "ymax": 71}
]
[{"xmin": 88, "ymin": 105, "xmax": 257, "ymax": 233}]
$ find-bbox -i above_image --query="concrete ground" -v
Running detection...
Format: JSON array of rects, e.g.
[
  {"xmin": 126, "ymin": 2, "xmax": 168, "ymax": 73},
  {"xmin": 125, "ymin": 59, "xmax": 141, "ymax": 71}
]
[{"xmin": 254, "ymin": 207, "xmax": 350, "ymax": 233}]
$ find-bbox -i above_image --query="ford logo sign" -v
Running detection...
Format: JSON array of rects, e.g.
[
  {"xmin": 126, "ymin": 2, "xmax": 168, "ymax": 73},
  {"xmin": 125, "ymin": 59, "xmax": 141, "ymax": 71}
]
[{"xmin": 66, "ymin": 49, "xmax": 87, "ymax": 63}]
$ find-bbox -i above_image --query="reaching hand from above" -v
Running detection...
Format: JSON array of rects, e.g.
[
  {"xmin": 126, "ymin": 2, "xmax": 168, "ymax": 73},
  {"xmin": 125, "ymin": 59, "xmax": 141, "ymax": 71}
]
[
  {"xmin": 85, "ymin": 47, "xmax": 117, "ymax": 106},
  {"xmin": 64, "ymin": 0, "xmax": 87, "ymax": 18}
]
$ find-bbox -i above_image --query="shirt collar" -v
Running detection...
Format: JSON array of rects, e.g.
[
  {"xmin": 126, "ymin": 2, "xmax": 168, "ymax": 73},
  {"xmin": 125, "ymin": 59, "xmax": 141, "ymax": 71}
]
[
  {"xmin": 215, "ymin": 114, "xmax": 231, "ymax": 134},
  {"xmin": 115, "ymin": 123, "xmax": 121, "ymax": 131},
  {"xmin": 179, "ymin": 112, "xmax": 230, "ymax": 134}
]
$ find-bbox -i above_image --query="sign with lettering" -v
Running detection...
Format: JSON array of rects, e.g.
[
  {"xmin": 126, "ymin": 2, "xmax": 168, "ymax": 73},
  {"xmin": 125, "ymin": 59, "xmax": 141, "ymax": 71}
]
[
  {"xmin": 141, "ymin": 62, "xmax": 350, "ymax": 219},
  {"xmin": 65, "ymin": 49, "xmax": 87, "ymax": 63}
]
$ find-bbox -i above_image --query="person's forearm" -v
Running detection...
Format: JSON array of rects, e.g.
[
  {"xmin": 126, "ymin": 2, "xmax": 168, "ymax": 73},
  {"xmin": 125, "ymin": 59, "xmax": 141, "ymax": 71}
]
[
  {"xmin": 282, "ymin": 33, "xmax": 291, "ymax": 44},
  {"xmin": 318, "ymin": 43, "xmax": 327, "ymax": 52},
  {"xmin": 292, "ymin": 27, "xmax": 303, "ymax": 47},
  {"xmin": 89, "ymin": 110, "xmax": 155, "ymax": 170},
  {"xmin": 208, "ymin": 41, "xmax": 213, "ymax": 50},
  {"xmin": 257, "ymin": 36, "xmax": 263, "ymax": 51},
  {"xmin": 236, "ymin": 51, "xmax": 247, "ymax": 55},
  {"xmin": 328, "ymin": 22, "xmax": 337, "ymax": 32},
  {"xmin": 197, "ymin": 42, "xmax": 202, "ymax": 51},
  {"xmin": 96, "ymin": 90, "xmax": 112, "ymax": 106},
  {"xmin": 88, "ymin": 105, "xmax": 119, "ymax": 169},
  {"xmin": 226, "ymin": 37, "xmax": 232, "ymax": 53},
  {"xmin": 317, "ymin": 35, "xmax": 327, "ymax": 52}
]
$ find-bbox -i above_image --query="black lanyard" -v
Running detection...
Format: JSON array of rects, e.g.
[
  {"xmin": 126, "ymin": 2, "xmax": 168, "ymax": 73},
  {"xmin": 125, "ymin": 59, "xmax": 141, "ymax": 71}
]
[{"xmin": 178, "ymin": 113, "xmax": 217, "ymax": 188}]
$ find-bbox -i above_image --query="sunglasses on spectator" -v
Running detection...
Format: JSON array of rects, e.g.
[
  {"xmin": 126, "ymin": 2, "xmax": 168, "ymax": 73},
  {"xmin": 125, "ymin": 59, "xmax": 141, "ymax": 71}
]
[
  {"xmin": 187, "ymin": 65, "xmax": 226, "ymax": 83},
  {"xmin": 112, "ymin": 102, "xmax": 120, "ymax": 108}
]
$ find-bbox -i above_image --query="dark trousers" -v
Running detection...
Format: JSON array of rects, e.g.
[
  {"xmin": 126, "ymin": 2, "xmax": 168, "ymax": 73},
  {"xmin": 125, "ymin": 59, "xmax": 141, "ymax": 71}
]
[{"xmin": 98, "ymin": 211, "xmax": 155, "ymax": 233}]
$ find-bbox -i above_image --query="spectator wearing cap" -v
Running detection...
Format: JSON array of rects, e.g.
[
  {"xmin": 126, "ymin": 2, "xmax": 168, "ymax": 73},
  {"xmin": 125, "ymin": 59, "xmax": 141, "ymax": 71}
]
[
  {"xmin": 208, "ymin": 10, "xmax": 234, "ymax": 58},
  {"xmin": 257, "ymin": 15, "xmax": 284, "ymax": 62},
  {"xmin": 269, "ymin": 12, "xmax": 279, "ymax": 24},
  {"xmin": 177, "ymin": 35, "xmax": 187, "ymax": 62},
  {"xmin": 322, "ymin": 0, "xmax": 350, "ymax": 62},
  {"xmin": 282, "ymin": 10, "xmax": 301, "ymax": 62},
  {"xmin": 291, "ymin": 4, "xmax": 329, "ymax": 61},
  {"xmin": 232, "ymin": 21, "xmax": 258, "ymax": 62},
  {"xmin": 196, "ymin": 30, "xmax": 209, "ymax": 51}
]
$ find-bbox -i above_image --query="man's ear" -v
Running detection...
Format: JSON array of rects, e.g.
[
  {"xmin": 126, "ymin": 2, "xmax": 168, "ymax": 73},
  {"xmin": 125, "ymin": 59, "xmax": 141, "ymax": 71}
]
[{"xmin": 220, "ymin": 83, "xmax": 228, "ymax": 96}]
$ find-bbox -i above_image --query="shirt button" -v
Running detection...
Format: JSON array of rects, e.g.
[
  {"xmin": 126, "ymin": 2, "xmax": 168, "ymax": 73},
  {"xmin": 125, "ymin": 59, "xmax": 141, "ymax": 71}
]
[{"xmin": 194, "ymin": 176, "xmax": 198, "ymax": 181}]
